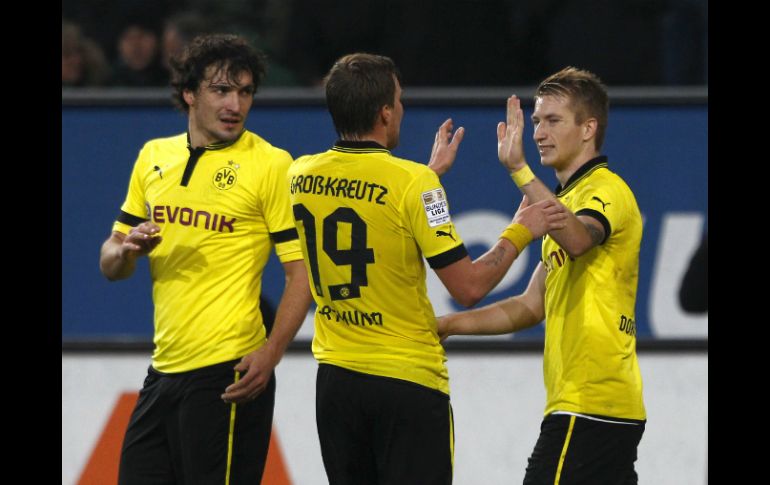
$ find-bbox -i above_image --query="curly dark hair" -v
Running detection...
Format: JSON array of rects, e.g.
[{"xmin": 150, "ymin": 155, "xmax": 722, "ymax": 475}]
[{"xmin": 169, "ymin": 34, "xmax": 267, "ymax": 112}]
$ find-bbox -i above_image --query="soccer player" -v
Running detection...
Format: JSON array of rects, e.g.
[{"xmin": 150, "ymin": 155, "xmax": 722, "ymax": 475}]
[
  {"xmin": 439, "ymin": 67, "xmax": 646, "ymax": 484},
  {"xmin": 287, "ymin": 53, "xmax": 567, "ymax": 484},
  {"xmin": 98, "ymin": 34, "xmax": 312, "ymax": 484}
]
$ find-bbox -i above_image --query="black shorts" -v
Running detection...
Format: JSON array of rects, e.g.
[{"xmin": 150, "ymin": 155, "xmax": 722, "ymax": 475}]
[
  {"xmin": 316, "ymin": 363, "xmax": 454, "ymax": 485},
  {"xmin": 118, "ymin": 359, "xmax": 276, "ymax": 485},
  {"xmin": 523, "ymin": 413, "xmax": 646, "ymax": 485}
]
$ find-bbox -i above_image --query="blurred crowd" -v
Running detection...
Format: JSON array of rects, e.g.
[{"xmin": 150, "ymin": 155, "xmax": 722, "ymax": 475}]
[{"xmin": 63, "ymin": 0, "xmax": 708, "ymax": 88}]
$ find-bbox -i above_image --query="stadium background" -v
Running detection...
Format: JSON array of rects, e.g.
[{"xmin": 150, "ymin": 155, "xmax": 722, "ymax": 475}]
[{"xmin": 62, "ymin": 1, "xmax": 707, "ymax": 482}]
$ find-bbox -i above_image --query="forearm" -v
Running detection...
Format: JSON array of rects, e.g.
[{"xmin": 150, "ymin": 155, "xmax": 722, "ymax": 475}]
[
  {"xmin": 438, "ymin": 238, "xmax": 520, "ymax": 308},
  {"xmin": 513, "ymin": 170, "xmax": 594, "ymax": 257},
  {"xmin": 99, "ymin": 236, "xmax": 136, "ymax": 281},
  {"xmin": 468, "ymin": 238, "xmax": 520, "ymax": 297},
  {"xmin": 261, "ymin": 261, "xmax": 312, "ymax": 363},
  {"xmin": 443, "ymin": 295, "xmax": 541, "ymax": 336}
]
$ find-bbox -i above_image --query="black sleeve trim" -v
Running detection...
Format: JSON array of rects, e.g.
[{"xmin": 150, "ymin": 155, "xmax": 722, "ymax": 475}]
[
  {"xmin": 575, "ymin": 208, "xmax": 611, "ymax": 245},
  {"xmin": 271, "ymin": 228, "xmax": 299, "ymax": 243},
  {"xmin": 427, "ymin": 244, "xmax": 469, "ymax": 269},
  {"xmin": 117, "ymin": 210, "xmax": 149, "ymax": 227}
]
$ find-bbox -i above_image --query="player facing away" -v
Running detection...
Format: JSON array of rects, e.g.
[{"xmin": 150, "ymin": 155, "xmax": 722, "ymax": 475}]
[{"xmin": 288, "ymin": 53, "xmax": 567, "ymax": 484}]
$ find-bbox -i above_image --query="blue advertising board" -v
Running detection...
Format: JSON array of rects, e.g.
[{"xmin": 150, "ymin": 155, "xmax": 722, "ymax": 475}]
[{"xmin": 62, "ymin": 101, "xmax": 707, "ymax": 342}]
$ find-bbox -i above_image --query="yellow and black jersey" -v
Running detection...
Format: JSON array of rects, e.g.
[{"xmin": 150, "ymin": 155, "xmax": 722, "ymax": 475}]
[
  {"xmin": 113, "ymin": 130, "xmax": 303, "ymax": 373},
  {"xmin": 541, "ymin": 156, "xmax": 646, "ymax": 420},
  {"xmin": 288, "ymin": 140, "xmax": 467, "ymax": 395}
]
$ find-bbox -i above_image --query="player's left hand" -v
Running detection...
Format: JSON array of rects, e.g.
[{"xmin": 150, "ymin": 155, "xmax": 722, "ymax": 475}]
[
  {"xmin": 428, "ymin": 118, "xmax": 465, "ymax": 176},
  {"xmin": 497, "ymin": 95, "xmax": 527, "ymax": 171},
  {"xmin": 221, "ymin": 347, "xmax": 278, "ymax": 403}
]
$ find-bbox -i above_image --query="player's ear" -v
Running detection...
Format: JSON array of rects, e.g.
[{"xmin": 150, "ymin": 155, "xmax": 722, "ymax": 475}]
[
  {"xmin": 380, "ymin": 104, "xmax": 393, "ymax": 126},
  {"xmin": 582, "ymin": 118, "xmax": 597, "ymax": 143},
  {"xmin": 183, "ymin": 89, "xmax": 196, "ymax": 108}
]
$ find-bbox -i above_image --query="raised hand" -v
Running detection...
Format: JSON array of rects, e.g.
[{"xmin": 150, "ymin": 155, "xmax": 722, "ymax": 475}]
[
  {"xmin": 428, "ymin": 118, "xmax": 465, "ymax": 176},
  {"xmin": 497, "ymin": 95, "xmax": 528, "ymax": 172}
]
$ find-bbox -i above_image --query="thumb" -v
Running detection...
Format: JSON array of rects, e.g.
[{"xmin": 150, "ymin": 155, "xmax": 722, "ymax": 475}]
[
  {"xmin": 233, "ymin": 359, "xmax": 249, "ymax": 372},
  {"xmin": 517, "ymin": 195, "xmax": 530, "ymax": 210},
  {"xmin": 497, "ymin": 122, "xmax": 506, "ymax": 142}
]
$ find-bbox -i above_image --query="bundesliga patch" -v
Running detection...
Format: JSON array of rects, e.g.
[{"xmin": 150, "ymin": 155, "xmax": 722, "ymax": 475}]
[{"xmin": 422, "ymin": 188, "xmax": 450, "ymax": 227}]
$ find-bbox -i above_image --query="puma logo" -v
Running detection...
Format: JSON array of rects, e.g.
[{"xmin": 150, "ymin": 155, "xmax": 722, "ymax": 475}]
[
  {"xmin": 592, "ymin": 196, "xmax": 610, "ymax": 211},
  {"xmin": 436, "ymin": 228, "xmax": 456, "ymax": 241},
  {"xmin": 153, "ymin": 165, "xmax": 164, "ymax": 179}
]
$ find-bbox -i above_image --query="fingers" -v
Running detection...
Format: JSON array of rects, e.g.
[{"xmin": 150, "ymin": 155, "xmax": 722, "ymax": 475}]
[
  {"xmin": 221, "ymin": 371, "xmax": 267, "ymax": 403},
  {"xmin": 507, "ymin": 95, "xmax": 516, "ymax": 127},
  {"xmin": 437, "ymin": 118, "xmax": 452, "ymax": 143},
  {"xmin": 449, "ymin": 126, "xmax": 465, "ymax": 148}
]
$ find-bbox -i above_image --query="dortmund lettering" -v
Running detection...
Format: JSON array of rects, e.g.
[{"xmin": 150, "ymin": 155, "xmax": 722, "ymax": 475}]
[
  {"xmin": 618, "ymin": 315, "xmax": 636, "ymax": 336},
  {"xmin": 290, "ymin": 174, "xmax": 388, "ymax": 205},
  {"xmin": 318, "ymin": 305, "xmax": 384, "ymax": 327}
]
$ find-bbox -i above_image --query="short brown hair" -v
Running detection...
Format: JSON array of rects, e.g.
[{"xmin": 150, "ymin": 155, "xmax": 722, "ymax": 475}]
[
  {"xmin": 536, "ymin": 67, "xmax": 609, "ymax": 151},
  {"xmin": 324, "ymin": 53, "xmax": 402, "ymax": 138}
]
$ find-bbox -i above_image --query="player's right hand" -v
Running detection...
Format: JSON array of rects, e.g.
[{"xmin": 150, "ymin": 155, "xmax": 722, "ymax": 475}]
[
  {"xmin": 121, "ymin": 222, "xmax": 162, "ymax": 259},
  {"xmin": 512, "ymin": 196, "xmax": 568, "ymax": 239}
]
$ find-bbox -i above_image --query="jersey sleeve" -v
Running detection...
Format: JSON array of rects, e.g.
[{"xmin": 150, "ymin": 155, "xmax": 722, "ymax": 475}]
[
  {"xmin": 112, "ymin": 144, "xmax": 151, "ymax": 235},
  {"xmin": 403, "ymin": 168, "xmax": 468, "ymax": 269},
  {"xmin": 573, "ymin": 177, "xmax": 626, "ymax": 245},
  {"xmin": 265, "ymin": 148, "xmax": 303, "ymax": 263}
]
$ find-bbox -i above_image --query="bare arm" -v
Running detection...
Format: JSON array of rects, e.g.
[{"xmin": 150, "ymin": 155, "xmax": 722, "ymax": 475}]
[
  {"xmin": 435, "ymin": 197, "xmax": 566, "ymax": 307},
  {"xmin": 496, "ymin": 95, "xmax": 604, "ymax": 257},
  {"xmin": 222, "ymin": 259, "xmax": 312, "ymax": 403},
  {"xmin": 99, "ymin": 222, "xmax": 162, "ymax": 281},
  {"xmin": 438, "ymin": 262, "xmax": 547, "ymax": 338}
]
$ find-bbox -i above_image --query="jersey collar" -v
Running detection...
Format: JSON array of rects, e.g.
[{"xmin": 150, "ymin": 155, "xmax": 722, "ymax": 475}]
[
  {"xmin": 186, "ymin": 129, "xmax": 246, "ymax": 151},
  {"xmin": 554, "ymin": 155, "xmax": 608, "ymax": 196},
  {"xmin": 332, "ymin": 139, "xmax": 390, "ymax": 154}
]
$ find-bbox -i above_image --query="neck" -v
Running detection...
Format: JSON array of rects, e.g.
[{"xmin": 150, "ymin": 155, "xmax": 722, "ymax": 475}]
[
  {"xmin": 554, "ymin": 150, "xmax": 600, "ymax": 187},
  {"xmin": 187, "ymin": 118, "xmax": 214, "ymax": 148},
  {"xmin": 341, "ymin": 128, "xmax": 388, "ymax": 149}
]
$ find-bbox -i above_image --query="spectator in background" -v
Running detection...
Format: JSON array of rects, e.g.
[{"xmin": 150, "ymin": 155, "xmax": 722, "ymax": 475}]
[
  {"xmin": 110, "ymin": 16, "xmax": 169, "ymax": 86},
  {"xmin": 679, "ymin": 232, "xmax": 708, "ymax": 313},
  {"xmin": 62, "ymin": 19, "xmax": 110, "ymax": 87},
  {"xmin": 161, "ymin": 11, "xmax": 213, "ymax": 73}
]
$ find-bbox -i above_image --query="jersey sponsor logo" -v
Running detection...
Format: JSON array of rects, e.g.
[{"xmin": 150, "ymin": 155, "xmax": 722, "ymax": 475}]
[
  {"xmin": 213, "ymin": 161, "xmax": 239, "ymax": 190},
  {"xmin": 543, "ymin": 247, "xmax": 573, "ymax": 272},
  {"xmin": 290, "ymin": 174, "xmax": 388, "ymax": 205},
  {"xmin": 422, "ymin": 188, "xmax": 450, "ymax": 227},
  {"xmin": 618, "ymin": 314, "xmax": 636, "ymax": 336},
  {"xmin": 318, "ymin": 305, "xmax": 383, "ymax": 326},
  {"xmin": 152, "ymin": 205, "xmax": 236, "ymax": 232},
  {"xmin": 436, "ymin": 227, "xmax": 456, "ymax": 241},
  {"xmin": 591, "ymin": 196, "xmax": 611, "ymax": 211}
]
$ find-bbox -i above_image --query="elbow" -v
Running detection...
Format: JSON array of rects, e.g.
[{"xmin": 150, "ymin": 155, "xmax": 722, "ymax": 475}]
[
  {"xmin": 452, "ymin": 287, "xmax": 485, "ymax": 308},
  {"xmin": 99, "ymin": 261, "xmax": 124, "ymax": 282},
  {"xmin": 101, "ymin": 268, "xmax": 120, "ymax": 282},
  {"xmin": 563, "ymin": 242, "xmax": 593, "ymax": 259}
]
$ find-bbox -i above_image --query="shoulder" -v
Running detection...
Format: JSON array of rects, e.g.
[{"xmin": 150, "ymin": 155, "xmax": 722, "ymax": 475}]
[
  {"xmin": 141, "ymin": 133, "xmax": 186, "ymax": 151},
  {"xmin": 240, "ymin": 131, "xmax": 293, "ymax": 163},
  {"xmin": 236, "ymin": 132, "xmax": 294, "ymax": 177}
]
